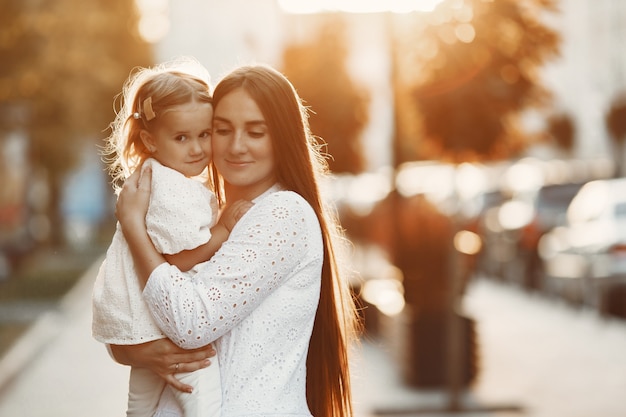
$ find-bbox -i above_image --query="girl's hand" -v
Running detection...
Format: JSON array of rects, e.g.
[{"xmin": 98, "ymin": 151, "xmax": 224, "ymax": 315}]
[
  {"xmin": 219, "ymin": 199, "xmax": 254, "ymax": 232},
  {"xmin": 110, "ymin": 339, "xmax": 216, "ymax": 393},
  {"xmin": 116, "ymin": 166, "xmax": 152, "ymax": 229}
]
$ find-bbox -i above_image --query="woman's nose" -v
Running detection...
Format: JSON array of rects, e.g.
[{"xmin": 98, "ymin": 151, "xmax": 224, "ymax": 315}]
[{"xmin": 230, "ymin": 131, "xmax": 246, "ymax": 153}]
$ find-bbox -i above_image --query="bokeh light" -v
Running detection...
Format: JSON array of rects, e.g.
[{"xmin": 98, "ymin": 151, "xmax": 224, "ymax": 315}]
[
  {"xmin": 454, "ymin": 230, "xmax": 482, "ymax": 255},
  {"xmin": 278, "ymin": 0, "xmax": 445, "ymax": 14},
  {"xmin": 135, "ymin": 0, "xmax": 170, "ymax": 43}
]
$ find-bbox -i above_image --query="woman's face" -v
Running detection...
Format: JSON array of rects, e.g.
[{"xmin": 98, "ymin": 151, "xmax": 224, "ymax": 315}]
[{"xmin": 212, "ymin": 87, "xmax": 276, "ymax": 200}]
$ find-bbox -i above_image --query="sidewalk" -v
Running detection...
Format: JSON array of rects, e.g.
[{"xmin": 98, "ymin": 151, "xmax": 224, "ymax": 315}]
[
  {"xmin": 1, "ymin": 258, "xmax": 626, "ymax": 416},
  {"xmin": 0, "ymin": 257, "xmax": 129, "ymax": 417}
]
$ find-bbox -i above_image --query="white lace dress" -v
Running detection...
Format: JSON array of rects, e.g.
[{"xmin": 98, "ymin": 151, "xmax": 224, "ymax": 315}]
[
  {"xmin": 92, "ymin": 158, "xmax": 217, "ymax": 343},
  {"xmin": 92, "ymin": 158, "xmax": 220, "ymax": 417},
  {"xmin": 144, "ymin": 185, "xmax": 323, "ymax": 417}
]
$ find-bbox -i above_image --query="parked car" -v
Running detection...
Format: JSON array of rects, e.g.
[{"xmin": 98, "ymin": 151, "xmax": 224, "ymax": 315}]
[
  {"xmin": 517, "ymin": 182, "xmax": 586, "ymax": 290},
  {"xmin": 538, "ymin": 178, "xmax": 626, "ymax": 316},
  {"xmin": 477, "ymin": 182, "xmax": 584, "ymax": 290}
]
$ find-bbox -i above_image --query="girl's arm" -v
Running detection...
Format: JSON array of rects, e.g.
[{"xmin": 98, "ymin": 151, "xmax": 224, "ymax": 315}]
[
  {"xmin": 163, "ymin": 223, "xmax": 229, "ymax": 272},
  {"xmin": 164, "ymin": 200, "xmax": 253, "ymax": 272}
]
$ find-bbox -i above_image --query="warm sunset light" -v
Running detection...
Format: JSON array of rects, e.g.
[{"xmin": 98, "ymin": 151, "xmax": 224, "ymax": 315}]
[
  {"xmin": 278, "ymin": 0, "xmax": 445, "ymax": 14},
  {"xmin": 135, "ymin": 0, "xmax": 170, "ymax": 43}
]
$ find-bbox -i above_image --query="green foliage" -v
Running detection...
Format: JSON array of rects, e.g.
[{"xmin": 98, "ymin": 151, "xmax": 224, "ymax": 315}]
[
  {"xmin": 0, "ymin": 0, "xmax": 153, "ymax": 243},
  {"xmin": 282, "ymin": 14, "xmax": 370, "ymax": 174},
  {"xmin": 393, "ymin": 0, "xmax": 560, "ymax": 163}
]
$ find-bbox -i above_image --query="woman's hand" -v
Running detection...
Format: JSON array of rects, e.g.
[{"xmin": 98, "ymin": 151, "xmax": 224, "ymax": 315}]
[
  {"xmin": 110, "ymin": 339, "xmax": 216, "ymax": 393},
  {"xmin": 115, "ymin": 166, "xmax": 165, "ymax": 285}
]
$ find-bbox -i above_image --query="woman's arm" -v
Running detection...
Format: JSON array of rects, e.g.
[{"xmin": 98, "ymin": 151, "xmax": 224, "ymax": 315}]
[
  {"xmin": 142, "ymin": 191, "xmax": 323, "ymax": 349},
  {"xmin": 110, "ymin": 339, "xmax": 216, "ymax": 393}
]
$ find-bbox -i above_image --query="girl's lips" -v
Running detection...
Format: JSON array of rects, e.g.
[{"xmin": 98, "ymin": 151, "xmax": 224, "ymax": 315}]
[{"xmin": 189, "ymin": 157, "xmax": 209, "ymax": 165}]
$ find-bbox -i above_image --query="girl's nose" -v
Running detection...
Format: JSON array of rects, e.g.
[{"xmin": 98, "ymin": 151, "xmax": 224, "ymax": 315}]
[{"xmin": 190, "ymin": 138, "xmax": 203, "ymax": 154}]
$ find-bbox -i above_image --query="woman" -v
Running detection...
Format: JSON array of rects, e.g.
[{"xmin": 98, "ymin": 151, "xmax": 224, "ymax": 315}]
[{"xmin": 114, "ymin": 64, "xmax": 359, "ymax": 416}]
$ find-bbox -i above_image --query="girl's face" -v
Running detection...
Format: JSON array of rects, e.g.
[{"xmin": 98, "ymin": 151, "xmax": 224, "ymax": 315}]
[
  {"xmin": 212, "ymin": 88, "xmax": 276, "ymax": 200},
  {"xmin": 140, "ymin": 101, "xmax": 213, "ymax": 177}
]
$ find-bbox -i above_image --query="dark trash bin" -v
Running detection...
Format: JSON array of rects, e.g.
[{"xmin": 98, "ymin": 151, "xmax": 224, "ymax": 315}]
[{"xmin": 402, "ymin": 311, "xmax": 479, "ymax": 388}]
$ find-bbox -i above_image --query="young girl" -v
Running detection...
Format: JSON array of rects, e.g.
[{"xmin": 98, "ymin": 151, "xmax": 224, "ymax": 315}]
[{"xmin": 92, "ymin": 58, "xmax": 249, "ymax": 417}]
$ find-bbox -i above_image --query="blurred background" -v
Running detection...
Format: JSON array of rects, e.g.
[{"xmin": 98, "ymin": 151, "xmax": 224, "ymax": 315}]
[{"xmin": 1, "ymin": 0, "xmax": 626, "ymax": 416}]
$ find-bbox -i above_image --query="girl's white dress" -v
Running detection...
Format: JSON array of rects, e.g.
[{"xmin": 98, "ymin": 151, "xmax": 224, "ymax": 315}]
[{"xmin": 92, "ymin": 158, "xmax": 221, "ymax": 417}]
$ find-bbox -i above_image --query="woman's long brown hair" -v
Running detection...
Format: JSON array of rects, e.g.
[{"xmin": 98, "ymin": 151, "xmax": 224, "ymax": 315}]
[{"xmin": 211, "ymin": 64, "xmax": 360, "ymax": 417}]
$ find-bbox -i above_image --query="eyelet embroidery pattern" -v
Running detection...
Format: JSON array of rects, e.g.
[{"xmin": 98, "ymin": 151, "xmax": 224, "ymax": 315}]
[
  {"xmin": 146, "ymin": 159, "xmax": 216, "ymax": 255},
  {"xmin": 143, "ymin": 191, "xmax": 325, "ymax": 414},
  {"xmin": 271, "ymin": 206, "xmax": 289, "ymax": 219},
  {"xmin": 206, "ymin": 286, "xmax": 221, "ymax": 301},
  {"xmin": 91, "ymin": 159, "xmax": 216, "ymax": 346},
  {"xmin": 241, "ymin": 248, "xmax": 257, "ymax": 263},
  {"xmin": 286, "ymin": 327, "xmax": 298, "ymax": 341}
]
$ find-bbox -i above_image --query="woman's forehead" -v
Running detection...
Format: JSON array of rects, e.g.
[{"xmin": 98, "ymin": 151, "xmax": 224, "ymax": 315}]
[{"xmin": 214, "ymin": 88, "xmax": 264, "ymax": 122}]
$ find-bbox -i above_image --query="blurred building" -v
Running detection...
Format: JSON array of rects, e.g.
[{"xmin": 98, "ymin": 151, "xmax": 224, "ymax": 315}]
[
  {"xmin": 147, "ymin": 0, "xmax": 395, "ymax": 169},
  {"xmin": 147, "ymin": 0, "xmax": 626, "ymax": 169},
  {"xmin": 148, "ymin": 0, "xmax": 284, "ymax": 80},
  {"xmin": 538, "ymin": 0, "xmax": 626, "ymax": 161}
]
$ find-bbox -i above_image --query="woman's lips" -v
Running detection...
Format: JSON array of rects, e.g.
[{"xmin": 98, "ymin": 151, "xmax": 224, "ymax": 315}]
[{"xmin": 225, "ymin": 159, "xmax": 252, "ymax": 167}]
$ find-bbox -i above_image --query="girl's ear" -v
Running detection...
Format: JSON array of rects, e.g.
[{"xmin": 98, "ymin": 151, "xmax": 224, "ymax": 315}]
[{"xmin": 140, "ymin": 130, "xmax": 156, "ymax": 153}]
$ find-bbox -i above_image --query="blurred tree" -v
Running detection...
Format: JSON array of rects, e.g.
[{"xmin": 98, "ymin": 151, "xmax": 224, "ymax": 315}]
[
  {"xmin": 282, "ymin": 14, "xmax": 370, "ymax": 174},
  {"xmin": 606, "ymin": 93, "xmax": 626, "ymax": 177},
  {"xmin": 392, "ymin": 0, "xmax": 560, "ymax": 164},
  {"xmin": 546, "ymin": 111, "xmax": 575, "ymax": 154},
  {"xmin": 0, "ymin": 0, "xmax": 153, "ymax": 245}
]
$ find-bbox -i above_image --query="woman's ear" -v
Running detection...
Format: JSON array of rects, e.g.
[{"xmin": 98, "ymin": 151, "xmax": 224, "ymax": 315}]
[{"xmin": 140, "ymin": 130, "xmax": 156, "ymax": 153}]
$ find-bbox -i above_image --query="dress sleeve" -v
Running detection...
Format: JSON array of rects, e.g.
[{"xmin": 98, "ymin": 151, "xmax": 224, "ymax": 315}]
[{"xmin": 142, "ymin": 191, "xmax": 322, "ymax": 348}]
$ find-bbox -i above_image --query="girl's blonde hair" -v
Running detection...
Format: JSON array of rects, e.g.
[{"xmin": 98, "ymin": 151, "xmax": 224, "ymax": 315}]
[{"xmin": 103, "ymin": 57, "xmax": 212, "ymax": 190}]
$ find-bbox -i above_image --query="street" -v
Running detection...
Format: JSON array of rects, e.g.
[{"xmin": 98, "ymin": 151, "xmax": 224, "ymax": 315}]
[{"xmin": 1, "ymin": 262, "xmax": 626, "ymax": 417}]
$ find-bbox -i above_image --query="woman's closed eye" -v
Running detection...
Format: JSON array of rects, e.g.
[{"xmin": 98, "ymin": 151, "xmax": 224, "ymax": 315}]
[
  {"xmin": 213, "ymin": 126, "xmax": 231, "ymax": 136},
  {"xmin": 248, "ymin": 130, "xmax": 265, "ymax": 138}
]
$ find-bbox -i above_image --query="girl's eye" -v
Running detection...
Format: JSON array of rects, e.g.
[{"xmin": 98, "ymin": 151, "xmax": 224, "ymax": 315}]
[
  {"xmin": 200, "ymin": 131, "xmax": 211, "ymax": 139},
  {"xmin": 249, "ymin": 130, "xmax": 265, "ymax": 138},
  {"xmin": 176, "ymin": 135, "xmax": 188, "ymax": 142}
]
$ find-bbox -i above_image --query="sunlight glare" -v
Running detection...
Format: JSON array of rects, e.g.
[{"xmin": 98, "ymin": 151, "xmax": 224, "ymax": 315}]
[
  {"xmin": 454, "ymin": 230, "xmax": 482, "ymax": 255},
  {"xmin": 362, "ymin": 278, "xmax": 405, "ymax": 317},
  {"xmin": 135, "ymin": 0, "xmax": 170, "ymax": 43},
  {"xmin": 455, "ymin": 23, "xmax": 475, "ymax": 43},
  {"xmin": 278, "ymin": 0, "xmax": 445, "ymax": 14}
]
